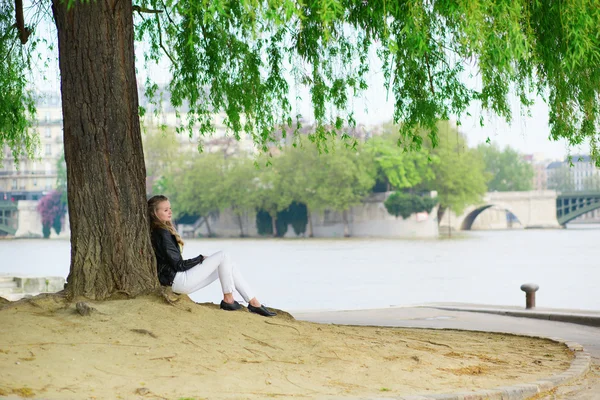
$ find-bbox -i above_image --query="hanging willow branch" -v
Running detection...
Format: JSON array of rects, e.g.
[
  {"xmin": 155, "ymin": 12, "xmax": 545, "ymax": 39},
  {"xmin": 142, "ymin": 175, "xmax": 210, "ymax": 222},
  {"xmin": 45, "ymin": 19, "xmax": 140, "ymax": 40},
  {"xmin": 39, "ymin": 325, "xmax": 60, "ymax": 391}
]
[{"xmin": 14, "ymin": 0, "xmax": 30, "ymax": 44}]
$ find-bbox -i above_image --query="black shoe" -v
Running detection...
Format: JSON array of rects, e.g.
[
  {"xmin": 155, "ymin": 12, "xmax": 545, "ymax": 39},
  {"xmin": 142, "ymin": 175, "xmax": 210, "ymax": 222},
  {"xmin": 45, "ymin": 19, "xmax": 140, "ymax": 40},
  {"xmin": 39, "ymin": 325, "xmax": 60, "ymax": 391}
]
[
  {"xmin": 220, "ymin": 300, "xmax": 242, "ymax": 311},
  {"xmin": 248, "ymin": 304, "xmax": 277, "ymax": 317}
]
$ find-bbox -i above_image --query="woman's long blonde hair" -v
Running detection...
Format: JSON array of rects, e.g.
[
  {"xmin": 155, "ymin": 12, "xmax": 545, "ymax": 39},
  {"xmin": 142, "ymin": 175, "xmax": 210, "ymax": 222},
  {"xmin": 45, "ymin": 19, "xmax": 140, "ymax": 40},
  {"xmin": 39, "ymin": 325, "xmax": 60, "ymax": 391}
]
[{"xmin": 147, "ymin": 195, "xmax": 184, "ymax": 248}]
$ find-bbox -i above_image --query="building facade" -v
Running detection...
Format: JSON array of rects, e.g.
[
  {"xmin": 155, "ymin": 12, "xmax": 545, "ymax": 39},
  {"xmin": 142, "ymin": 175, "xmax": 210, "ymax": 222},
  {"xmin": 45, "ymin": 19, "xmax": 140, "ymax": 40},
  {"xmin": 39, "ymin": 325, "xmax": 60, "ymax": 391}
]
[
  {"xmin": 546, "ymin": 155, "xmax": 600, "ymax": 222},
  {"xmin": 1, "ymin": 87, "xmax": 263, "ymax": 202},
  {"xmin": 1, "ymin": 92, "xmax": 64, "ymax": 202}
]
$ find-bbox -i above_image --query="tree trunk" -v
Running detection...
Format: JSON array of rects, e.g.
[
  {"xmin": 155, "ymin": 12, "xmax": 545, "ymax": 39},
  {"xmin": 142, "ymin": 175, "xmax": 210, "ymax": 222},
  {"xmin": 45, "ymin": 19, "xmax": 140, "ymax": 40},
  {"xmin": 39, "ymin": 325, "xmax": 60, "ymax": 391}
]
[
  {"xmin": 271, "ymin": 214, "xmax": 277, "ymax": 237},
  {"xmin": 52, "ymin": 0, "xmax": 157, "ymax": 299},
  {"xmin": 437, "ymin": 205, "xmax": 447, "ymax": 225},
  {"xmin": 307, "ymin": 207, "xmax": 314, "ymax": 238},
  {"xmin": 236, "ymin": 213, "xmax": 245, "ymax": 237},
  {"xmin": 342, "ymin": 210, "xmax": 350, "ymax": 237},
  {"xmin": 204, "ymin": 215, "xmax": 213, "ymax": 237}
]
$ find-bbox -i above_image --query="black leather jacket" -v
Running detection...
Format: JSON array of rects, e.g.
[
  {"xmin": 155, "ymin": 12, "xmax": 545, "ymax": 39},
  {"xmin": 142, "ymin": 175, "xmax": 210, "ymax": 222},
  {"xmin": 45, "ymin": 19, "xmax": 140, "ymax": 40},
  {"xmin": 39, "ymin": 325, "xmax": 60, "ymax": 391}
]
[{"xmin": 151, "ymin": 228, "xmax": 203, "ymax": 286}]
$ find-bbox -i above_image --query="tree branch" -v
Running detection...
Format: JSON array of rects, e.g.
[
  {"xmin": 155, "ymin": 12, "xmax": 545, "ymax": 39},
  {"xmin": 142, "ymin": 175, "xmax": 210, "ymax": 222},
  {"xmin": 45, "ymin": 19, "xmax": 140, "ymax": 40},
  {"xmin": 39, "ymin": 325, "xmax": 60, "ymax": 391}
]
[
  {"xmin": 425, "ymin": 51, "xmax": 435, "ymax": 96},
  {"xmin": 132, "ymin": 5, "xmax": 163, "ymax": 14},
  {"xmin": 155, "ymin": 14, "xmax": 176, "ymax": 64},
  {"xmin": 14, "ymin": 0, "xmax": 31, "ymax": 44}
]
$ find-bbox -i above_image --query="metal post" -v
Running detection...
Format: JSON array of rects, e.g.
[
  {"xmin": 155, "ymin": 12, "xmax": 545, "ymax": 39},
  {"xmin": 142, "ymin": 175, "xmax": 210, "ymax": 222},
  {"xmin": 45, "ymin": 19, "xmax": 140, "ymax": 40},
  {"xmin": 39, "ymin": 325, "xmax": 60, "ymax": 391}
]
[{"xmin": 520, "ymin": 283, "xmax": 539, "ymax": 309}]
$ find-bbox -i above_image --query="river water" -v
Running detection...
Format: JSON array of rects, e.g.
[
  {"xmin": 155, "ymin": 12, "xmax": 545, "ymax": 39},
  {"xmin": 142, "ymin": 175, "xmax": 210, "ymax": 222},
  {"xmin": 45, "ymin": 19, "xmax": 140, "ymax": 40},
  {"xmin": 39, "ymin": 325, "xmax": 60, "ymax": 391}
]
[{"xmin": 1, "ymin": 227, "xmax": 598, "ymax": 311}]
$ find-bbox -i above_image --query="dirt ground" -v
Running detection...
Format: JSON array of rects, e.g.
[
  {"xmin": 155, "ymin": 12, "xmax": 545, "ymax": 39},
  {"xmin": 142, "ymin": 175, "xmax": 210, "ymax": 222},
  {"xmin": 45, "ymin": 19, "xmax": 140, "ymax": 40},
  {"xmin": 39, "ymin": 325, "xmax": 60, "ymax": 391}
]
[{"xmin": 0, "ymin": 292, "xmax": 574, "ymax": 399}]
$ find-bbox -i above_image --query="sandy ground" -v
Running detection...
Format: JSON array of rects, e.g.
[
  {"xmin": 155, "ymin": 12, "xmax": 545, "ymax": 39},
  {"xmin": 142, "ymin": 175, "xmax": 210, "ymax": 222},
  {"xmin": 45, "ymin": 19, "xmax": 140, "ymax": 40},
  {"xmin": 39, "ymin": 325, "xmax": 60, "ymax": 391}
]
[{"xmin": 0, "ymin": 292, "xmax": 573, "ymax": 399}]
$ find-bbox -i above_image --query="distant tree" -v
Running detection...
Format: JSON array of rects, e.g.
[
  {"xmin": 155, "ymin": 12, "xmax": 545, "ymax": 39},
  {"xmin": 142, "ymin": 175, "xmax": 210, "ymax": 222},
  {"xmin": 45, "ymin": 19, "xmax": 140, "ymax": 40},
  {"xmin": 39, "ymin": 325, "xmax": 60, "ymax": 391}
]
[
  {"xmin": 37, "ymin": 191, "xmax": 66, "ymax": 238},
  {"xmin": 253, "ymin": 159, "xmax": 294, "ymax": 237},
  {"xmin": 275, "ymin": 140, "xmax": 323, "ymax": 237},
  {"xmin": 365, "ymin": 128, "xmax": 434, "ymax": 192},
  {"xmin": 476, "ymin": 144, "xmax": 534, "ymax": 191},
  {"xmin": 313, "ymin": 143, "xmax": 377, "ymax": 237},
  {"xmin": 168, "ymin": 153, "xmax": 228, "ymax": 237},
  {"xmin": 142, "ymin": 128, "xmax": 185, "ymax": 194},
  {"xmin": 222, "ymin": 157, "xmax": 261, "ymax": 237},
  {"xmin": 416, "ymin": 122, "xmax": 488, "ymax": 223}
]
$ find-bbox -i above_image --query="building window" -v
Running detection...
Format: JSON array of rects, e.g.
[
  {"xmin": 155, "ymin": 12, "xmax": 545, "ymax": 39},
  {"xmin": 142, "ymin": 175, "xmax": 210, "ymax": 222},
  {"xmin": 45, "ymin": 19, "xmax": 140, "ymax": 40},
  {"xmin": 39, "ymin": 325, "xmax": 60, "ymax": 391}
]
[
  {"xmin": 33, "ymin": 179, "xmax": 37, "ymax": 187},
  {"xmin": 45, "ymin": 127, "xmax": 51, "ymax": 138},
  {"xmin": 45, "ymin": 178, "xmax": 53, "ymax": 190},
  {"xmin": 11, "ymin": 179, "xmax": 17, "ymax": 189},
  {"xmin": 45, "ymin": 144, "xmax": 51, "ymax": 156},
  {"xmin": 45, "ymin": 112, "xmax": 51, "ymax": 123}
]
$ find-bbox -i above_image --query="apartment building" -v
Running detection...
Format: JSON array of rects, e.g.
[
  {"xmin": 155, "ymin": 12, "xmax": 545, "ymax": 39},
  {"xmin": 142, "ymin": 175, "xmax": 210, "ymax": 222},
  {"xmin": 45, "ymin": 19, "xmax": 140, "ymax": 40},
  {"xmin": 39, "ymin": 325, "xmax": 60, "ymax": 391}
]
[
  {"xmin": 0, "ymin": 92, "xmax": 64, "ymax": 201},
  {"xmin": 1, "ymin": 87, "xmax": 260, "ymax": 201}
]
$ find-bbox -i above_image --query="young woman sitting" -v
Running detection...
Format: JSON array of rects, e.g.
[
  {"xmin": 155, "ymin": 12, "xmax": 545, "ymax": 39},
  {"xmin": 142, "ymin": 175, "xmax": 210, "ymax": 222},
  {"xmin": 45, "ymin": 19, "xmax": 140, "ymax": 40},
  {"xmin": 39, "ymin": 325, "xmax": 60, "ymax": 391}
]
[{"xmin": 147, "ymin": 195, "xmax": 276, "ymax": 317}]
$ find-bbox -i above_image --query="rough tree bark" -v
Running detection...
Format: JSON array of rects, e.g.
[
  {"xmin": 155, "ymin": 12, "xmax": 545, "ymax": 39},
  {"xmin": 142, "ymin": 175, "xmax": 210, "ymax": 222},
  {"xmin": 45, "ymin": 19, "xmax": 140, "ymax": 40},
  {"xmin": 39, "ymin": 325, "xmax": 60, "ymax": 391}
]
[{"xmin": 52, "ymin": 0, "xmax": 158, "ymax": 299}]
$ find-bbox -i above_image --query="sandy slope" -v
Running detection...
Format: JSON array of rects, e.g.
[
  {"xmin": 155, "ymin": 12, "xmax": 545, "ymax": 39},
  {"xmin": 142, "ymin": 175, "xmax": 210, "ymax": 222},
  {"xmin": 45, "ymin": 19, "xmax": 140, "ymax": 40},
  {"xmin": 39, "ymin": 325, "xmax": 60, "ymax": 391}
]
[{"xmin": 0, "ymin": 292, "xmax": 572, "ymax": 399}]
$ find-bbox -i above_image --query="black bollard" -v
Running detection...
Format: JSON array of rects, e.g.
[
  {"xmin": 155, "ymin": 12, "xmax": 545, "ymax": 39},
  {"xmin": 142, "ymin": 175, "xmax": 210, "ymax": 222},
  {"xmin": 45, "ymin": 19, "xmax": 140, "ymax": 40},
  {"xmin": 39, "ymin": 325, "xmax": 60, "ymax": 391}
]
[{"xmin": 520, "ymin": 283, "xmax": 539, "ymax": 309}]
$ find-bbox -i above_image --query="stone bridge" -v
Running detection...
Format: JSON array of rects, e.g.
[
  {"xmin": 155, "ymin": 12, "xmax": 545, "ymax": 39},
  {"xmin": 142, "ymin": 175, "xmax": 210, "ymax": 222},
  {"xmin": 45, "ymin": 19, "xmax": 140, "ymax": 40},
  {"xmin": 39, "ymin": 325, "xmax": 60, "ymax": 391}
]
[
  {"xmin": 439, "ymin": 191, "xmax": 561, "ymax": 231},
  {"xmin": 4, "ymin": 191, "xmax": 600, "ymax": 237}
]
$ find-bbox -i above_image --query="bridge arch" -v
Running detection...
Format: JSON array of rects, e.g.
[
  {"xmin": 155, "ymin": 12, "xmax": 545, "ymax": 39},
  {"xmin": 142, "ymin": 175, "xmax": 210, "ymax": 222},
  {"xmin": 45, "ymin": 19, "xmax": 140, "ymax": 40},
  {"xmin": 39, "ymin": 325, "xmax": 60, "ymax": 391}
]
[
  {"xmin": 557, "ymin": 201, "xmax": 600, "ymax": 225},
  {"xmin": 460, "ymin": 204, "xmax": 522, "ymax": 231}
]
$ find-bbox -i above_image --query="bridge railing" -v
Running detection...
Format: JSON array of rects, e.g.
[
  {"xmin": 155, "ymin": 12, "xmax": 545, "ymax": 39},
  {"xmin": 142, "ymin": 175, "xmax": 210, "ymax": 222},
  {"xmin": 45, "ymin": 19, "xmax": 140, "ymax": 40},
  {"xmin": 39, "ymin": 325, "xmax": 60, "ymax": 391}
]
[
  {"xmin": 556, "ymin": 192, "xmax": 600, "ymax": 225},
  {"xmin": 0, "ymin": 201, "xmax": 19, "ymax": 235}
]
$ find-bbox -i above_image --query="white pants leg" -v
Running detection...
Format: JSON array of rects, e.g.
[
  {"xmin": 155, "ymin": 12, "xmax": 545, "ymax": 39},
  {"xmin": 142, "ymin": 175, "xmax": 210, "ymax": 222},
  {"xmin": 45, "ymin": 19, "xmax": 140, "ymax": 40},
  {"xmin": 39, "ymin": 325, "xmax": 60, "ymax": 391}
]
[{"xmin": 171, "ymin": 251, "xmax": 255, "ymax": 303}]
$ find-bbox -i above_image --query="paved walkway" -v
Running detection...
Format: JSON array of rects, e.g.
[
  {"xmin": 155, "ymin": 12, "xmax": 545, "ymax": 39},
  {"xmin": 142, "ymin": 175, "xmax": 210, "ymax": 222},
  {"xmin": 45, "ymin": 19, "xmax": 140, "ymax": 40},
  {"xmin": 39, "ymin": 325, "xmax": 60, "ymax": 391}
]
[{"xmin": 293, "ymin": 305, "xmax": 600, "ymax": 399}]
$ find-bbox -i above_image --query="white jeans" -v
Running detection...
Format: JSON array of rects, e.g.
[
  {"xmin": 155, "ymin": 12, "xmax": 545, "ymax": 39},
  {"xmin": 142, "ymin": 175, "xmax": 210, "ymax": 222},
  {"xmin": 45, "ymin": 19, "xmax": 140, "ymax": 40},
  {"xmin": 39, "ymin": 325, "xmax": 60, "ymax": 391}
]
[{"xmin": 171, "ymin": 251, "xmax": 255, "ymax": 303}]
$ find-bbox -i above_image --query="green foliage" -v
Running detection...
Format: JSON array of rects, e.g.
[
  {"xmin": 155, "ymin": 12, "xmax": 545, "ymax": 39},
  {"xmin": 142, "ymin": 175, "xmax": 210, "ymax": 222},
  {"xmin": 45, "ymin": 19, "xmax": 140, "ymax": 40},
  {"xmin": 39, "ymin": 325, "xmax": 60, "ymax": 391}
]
[
  {"xmin": 42, "ymin": 223, "xmax": 51, "ymax": 239},
  {"xmin": 142, "ymin": 127, "xmax": 184, "ymax": 185},
  {"xmin": 309, "ymin": 141, "xmax": 377, "ymax": 213},
  {"xmin": 0, "ymin": 3, "xmax": 38, "ymax": 167},
  {"xmin": 255, "ymin": 209, "xmax": 272, "ymax": 236},
  {"xmin": 253, "ymin": 156, "xmax": 294, "ymax": 229},
  {"xmin": 384, "ymin": 192, "xmax": 438, "ymax": 220},
  {"xmin": 286, "ymin": 202, "xmax": 308, "ymax": 236},
  {"xmin": 167, "ymin": 152, "xmax": 228, "ymax": 222},
  {"xmin": 5, "ymin": 0, "xmax": 600, "ymax": 169},
  {"xmin": 421, "ymin": 196, "xmax": 439, "ymax": 214},
  {"xmin": 476, "ymin": 144, "xmax": 534, "ymax": 191},
  {"xmin": 221, "ymin": 156, "xmax": 262, "ymax": 226},
  {"xmin": 365, "ymin": 126, "xmax": 435, "ymax": 191},
  {"xmin": 416, "ymin": 122, "xmax": 488, "ymax": 215},
  {"xmin": 276, "ymin": 201, "xmax": 308, "ymax": 236},
  {"xmin": 131, "ymin": 0, "xmax": 600, "ymax": 164}
]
